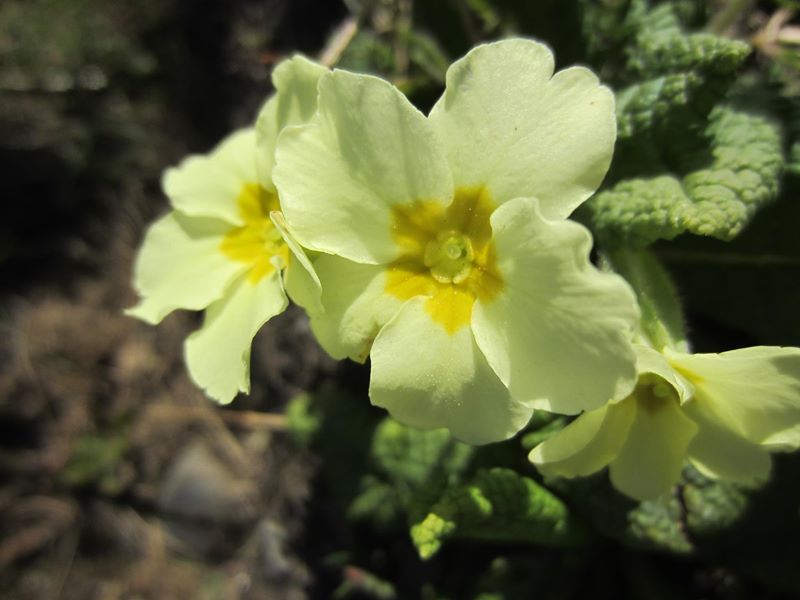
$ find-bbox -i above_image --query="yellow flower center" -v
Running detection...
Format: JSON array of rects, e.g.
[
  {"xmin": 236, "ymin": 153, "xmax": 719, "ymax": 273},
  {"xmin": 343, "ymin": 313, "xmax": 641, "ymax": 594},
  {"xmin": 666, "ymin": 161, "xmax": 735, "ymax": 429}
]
[
  {"xmin": 385, "ymin": 186, "xmax": 504, "ymax": 334},
  {"xmin": 220, "ymin": 183, "xmax": 289, "ymax": 284},
  {"xmin": 635, "ymin": 373, "xmax": 679, "ymax": 414}
]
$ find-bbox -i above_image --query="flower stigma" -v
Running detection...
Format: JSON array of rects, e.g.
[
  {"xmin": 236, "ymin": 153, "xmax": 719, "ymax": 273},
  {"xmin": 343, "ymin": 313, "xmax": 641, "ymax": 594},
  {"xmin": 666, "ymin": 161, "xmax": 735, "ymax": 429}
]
[
  {"xmin": 424, "ymin": 230, "xmax": 475, "ymax": 284},
  {"xmin": 385, "ymin": 186, "xmax": 504, "ymax": 334},
  {"xmin": 220, "ymin": 183, "xmax": 289, "ymax": 283}
]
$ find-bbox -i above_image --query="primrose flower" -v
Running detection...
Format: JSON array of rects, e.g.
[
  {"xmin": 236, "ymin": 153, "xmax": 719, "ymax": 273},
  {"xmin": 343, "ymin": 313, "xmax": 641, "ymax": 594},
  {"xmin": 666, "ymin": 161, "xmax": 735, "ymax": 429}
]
[
  {"xmin": 127, "ymin": 56, "xmax": 325, "ymax": 403},
  {"xmin": 273, "ymin": 39, "xmax": 640, "ymax": 444},
  {"xmin": 530, "ymin": 343, "xmax": 800, "ymax": 501}
]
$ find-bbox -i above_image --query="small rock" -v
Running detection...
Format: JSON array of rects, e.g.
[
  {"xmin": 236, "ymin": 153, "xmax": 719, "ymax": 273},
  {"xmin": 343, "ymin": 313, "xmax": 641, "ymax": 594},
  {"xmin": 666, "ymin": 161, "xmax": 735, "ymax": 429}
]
[
  {"xmin": 256, "ymin": 519, "xmax": 291, "ymax": 581},
  {"xmin": 157, "ymin": 442, "xmax": 257, "ymax": 525}
]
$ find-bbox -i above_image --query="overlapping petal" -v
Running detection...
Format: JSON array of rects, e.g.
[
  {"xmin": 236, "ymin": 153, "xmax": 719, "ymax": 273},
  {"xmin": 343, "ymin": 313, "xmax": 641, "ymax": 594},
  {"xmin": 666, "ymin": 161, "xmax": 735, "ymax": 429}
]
[
  {"xmin": 126, "ymin": 213, "xmax": 244, "ymax": 324},
  {"xmin": 530, "ymin": 400, "xmax": 635, "ymax": 477},
  {"xmin": 684, "ymin": 402, "xmax": 771, "ymax": 484},
  {"xmin": 531, "ymin": 341, "xmax": 800, "ymax": 499},
  {"xmin": 308, "ymin": 254, "xmax": 402, "ymax": 362},
  {"xmin": 274, "ymin": 70, "xmax": 453, "ymax": 264},
  {"xmin": 472, "ymin": 197, "xmax": 639, "ymax": 414},
  {"xmin": 666, "ymin": 346, "xmax": 800, "ymax": 449},
  {"xmin": 369, "ymin": 297, "xmax": 533, "ymax": 444},
  {"xmin": 609, "ymin": 395, "xmax": 698, "ymax": 501},
  {"xmin": 184, "ymin": 271, "xmax": 288, "ymax": 403},
  {"xmin": 635, "ymin": 344, "xmax": 694, "ymax": 404},
  {"xmin": 257, "ymin": 56, "xmax": 328, "ymax": 188},
  {"xmin": 429, "ymin": 39, "xmax": 615, "ymax": 219},
  {"xmin": 163, "ymin": 129, "xmax": 258, "ymax": 225},
  {"xmin": 270, "ymin": 211, "xmax": 322, "ymax": 312}
]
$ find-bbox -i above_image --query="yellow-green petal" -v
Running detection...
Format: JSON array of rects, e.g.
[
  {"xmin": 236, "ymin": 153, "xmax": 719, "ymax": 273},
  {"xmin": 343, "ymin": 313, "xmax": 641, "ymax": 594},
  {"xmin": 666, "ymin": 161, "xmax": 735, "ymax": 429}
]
[
  {"xmin": 635, "ymin": 344, "xmax": 694, "ymax": 404},
  {"xmin": 184, "ymin": 271, "xmax": 288, "ymax": 403},
  {"xmin": 684, "ymin": 401, "xmax": 771, "ymax": 485},
  {"xmin": 609, "ymin": 395, "xmax": 698, "ymax": 501},
  {"xmin": 270, "ymin": 211, "xmax": 322, "ymax": 313},
  {"xmin": 530, "ymin": 399, "xmax": 635, "ymax": 477},
  {"xmin": 471, "ymin": 197, "xmax": 639, "ymax": 415},
  {"xmin": 274, "ymin": 70, "xmax": 453, "ymax": 264},
  {"xmin": 369, "ymin": 297, "xmax": 533, "ymax": 444},
  {"xmin": 308, "ymin": 255, "xmax": 402, "ymax": 362},
  {"xmin": 428, "ymin": 39, "xmax": 615, "ymax": 219},
  {"xmin": 256, "ymin": 55, "xmax": 328, "ymax": 189},
  {"xmin": 162, "ymin": 128, "xmax": 258, "ymax": 225},
  {"xmin": 666, "ymin": 346, "xmax": 800, "ymax": 449},
  {"xmin": 126, "ymin": 213, "xmax": 244, "ymax": 324}
]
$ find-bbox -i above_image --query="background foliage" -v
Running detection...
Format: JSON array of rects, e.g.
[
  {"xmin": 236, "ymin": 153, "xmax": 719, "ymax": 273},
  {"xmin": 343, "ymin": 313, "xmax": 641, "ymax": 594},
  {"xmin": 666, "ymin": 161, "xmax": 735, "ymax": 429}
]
[{"xmin": 2, "ymin": 0, "xmax": 800, "ymax": 598}]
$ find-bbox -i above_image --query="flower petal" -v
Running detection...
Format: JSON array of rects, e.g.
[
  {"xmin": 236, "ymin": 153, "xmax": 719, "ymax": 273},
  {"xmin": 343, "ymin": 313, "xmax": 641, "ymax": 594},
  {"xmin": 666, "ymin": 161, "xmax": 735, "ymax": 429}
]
[
  {"xmin": 163, "ymin": 128, "xmax": 258, "ymax": 225},
  {"xmin": 126, "ymin": 213, "xmax": 244, "ymax": 324},
  {"xmin": 184, "ymin": 271, "xmax": 288, "ymax": 403},
  {"xmin": 256, "ymin": 55, "xmax": 328, "ymax": 188},
  {"xmin": 635, "ymin": 344, "xmax": 694, "ymax": 404},
  {"xmin": 428, "ymin": 39, "xmax": 615, "ymax": 219},
  {"xmin": 530, "ymin": 399, "xmax": 635, "ymax": 477},
  {"xmin": 369, "ymin": 297, "xmax": 533, "ymax": 444},
  {"xmin": 270, "ymin": 211, "xmax": 322, "ymax": 312},
  {"xmin": 666, "ymin": 346, "xmax": 800, "ymax": 449},
  {"xmin": 308, "ymin": 255, "xmax": 402, "ymax": 362},
  {"xmin": 684, "ymin": 402, "xmax": 771, "ymax": 485},
  {"xmin": 609, "ymin": 396, "xmax": 698, "ymax": 501},
  {"xmin": 471, "ymin": 197, "xmax": 639, "ymax": 415},
  {"xmin": 274, "ymin": 70, "xmax": 453, "ymax": 264}
]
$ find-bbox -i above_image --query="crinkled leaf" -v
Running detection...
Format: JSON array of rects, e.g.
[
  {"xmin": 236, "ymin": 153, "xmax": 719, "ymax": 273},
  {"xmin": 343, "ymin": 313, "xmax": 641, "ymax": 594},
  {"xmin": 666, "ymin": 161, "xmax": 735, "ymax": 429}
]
[
  {"xmin": 590, "ymin": 105, "xmax": 783, "ymax": 247},
  {"xmin": 615, "ymin": 72, "xmax": 712, "ymax": 141},
  {"xmin": 662, "ymin": 177, "xmax": 800, "ymax": 347},
  {"xmin": 410, "ymin": 468, "xmax": 586, "ymax": 560},
  {"xmin": 362, "ymin": 418, "xmax": 474, "ymax": 524},
  {"xmin": 544, "ymin": 463, "xmax": 767, "ymax": 557},
  {"xmin": 682, "ymin": 454, "xmax": 800, "ymax": 595},
  {"xmin": 579, "ymin": 0, "xmax": 648, "ymax": 73},
  {"xmin": 370, "ymin": 418, "xmax": 473, "ymax": 488},
  {"xmin": 629, "ymin": 27, "xmax": 749, "ymax": 78},
  {"xmin": 605, "ymin": 3, "xmax": 751, "ymax": 175},
  {"xmin": 544, "ymin": 470, "xmax": 690, "ymax": 554}
]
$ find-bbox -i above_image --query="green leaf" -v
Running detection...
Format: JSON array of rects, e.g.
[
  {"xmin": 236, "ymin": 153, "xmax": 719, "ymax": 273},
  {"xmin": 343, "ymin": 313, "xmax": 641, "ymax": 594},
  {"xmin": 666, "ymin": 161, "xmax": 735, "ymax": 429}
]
[
  {"xmin": 370, "ymin": 418, "xmax": 473, "ymax": 489},
  {"xmin": 346, "ymin": 477, "xmax": 402, "ymax": 529},
  {"xmin": 605, "ymin": 249, "xmax": 688, "ymax": 350},
  {"xmin": 659, "ymin": 176, "xmax": 800, "ymax": 347},
  {"xmin": 615, "ymin": 72, "xmax": 708, "ymax": 140},
  {"xmin": 545, "ymin": 470, "xmax": 694, "ymax": 554},
  {"xmin": 519, "ymin": 412, "xmax": 568, "ymax": 451},
  {"xmin": 410, "ymin": 468, "xmax": 586, "ymax": 560},
  {"xmin": 60, "ymin": 433, "xmax": 129, "ymax": 495},
  {"xmin": 286, "ymin": 392, "xmax": 322, "ymax": 446},
  {"xmin": 364, "ymin": 418, "xmax": 474, "ymax": 524},
  {"xmin": 628, "ymin": 29, "xmax": 750, "ymax": 78},
  {"xmin": 545, "ymin": 462, "xmax": 769, "ymax": 557},
  {"xmin": 589, "ymin": 105, "xmax": 784, "ymax": 247},
  {"xmin": 599, "ymin": 3, "xmax": 752, "ymax": 177},
  {"xmin": 579, "ymin": 0, "xmax": 648, "ymax": 68}
]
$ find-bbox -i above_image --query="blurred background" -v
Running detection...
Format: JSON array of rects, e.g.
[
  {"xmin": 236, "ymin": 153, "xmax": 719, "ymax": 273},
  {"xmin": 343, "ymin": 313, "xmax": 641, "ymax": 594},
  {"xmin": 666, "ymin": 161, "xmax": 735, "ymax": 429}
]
[{"xmin": 2, "ymin": 0, "xmax": 800, "ymax": 598}]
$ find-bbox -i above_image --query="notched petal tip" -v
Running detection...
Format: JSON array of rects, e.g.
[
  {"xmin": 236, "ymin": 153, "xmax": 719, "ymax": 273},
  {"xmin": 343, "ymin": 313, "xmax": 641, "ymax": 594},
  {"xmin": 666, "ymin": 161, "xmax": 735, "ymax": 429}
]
[
  {"xmin": 184, "ymin": 272, "xmax": 288, "ymax": 405},
  {"xmin": 472, "ymin": 197, "xmax": 640, "ymax": 416},
  {"xmin": 369, "ymin": 298, "xmax": 532, "ymax": 445}
]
